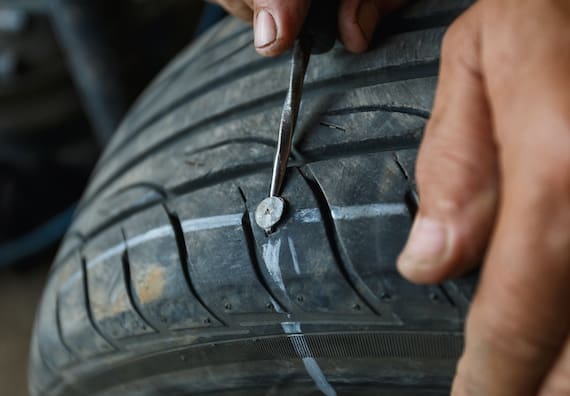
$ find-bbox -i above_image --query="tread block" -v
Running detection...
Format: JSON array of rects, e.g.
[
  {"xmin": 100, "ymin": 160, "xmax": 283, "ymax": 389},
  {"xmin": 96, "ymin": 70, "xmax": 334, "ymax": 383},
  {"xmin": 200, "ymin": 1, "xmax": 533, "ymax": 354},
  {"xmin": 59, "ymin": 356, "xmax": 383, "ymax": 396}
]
[
  {"xmin": 83, "ymin": 228, "xmax": 155, "ymax": 339},
  {"xmin": 308, "ymin": 152, "xmax": 462, "ymax": 326},
  {"xmin": 69, "ymin": 77, "xmax": 434, "ymax": 240},
  {"xmin": 81, "ymin": 28, "xmax": 446, "ymax": 205},
  {"xmin": 35, "ymin": 273, "xmax": 75, "ymax": 369},
  {"xmin": 169, "ymin": 185, "xmax": 281, "ymax": 318},
  {"xmin": 52, "ymin": 232, "xmax": 84, "ymax": 269},
  {"xmin": 144, "ymin": 17, "xmax": 248, "ymax": 90},
  {"xmin": 239, "ymin": 172, "xmax": 383, "ymax": 317},
  {"xmin": 128, "ymin": 24, "xmax": 256, "ymax": 134},
  {"xmin": 28, "ymin": 331, "xmax": 56, "ymax": 394},
  {"xmin": 58, "ymin": 252, "xmax": 114, "ymax": 358},
  {"xmin": 305, "ymin": 77, "xmax": 435, "ymax": 149},
  {"xmin": 98, "ymin": 185, "xmax": 165, "ymax": 222},
  {"xmin": 122, "ymin": 205, "xmax": 222, "ymax": 330}
]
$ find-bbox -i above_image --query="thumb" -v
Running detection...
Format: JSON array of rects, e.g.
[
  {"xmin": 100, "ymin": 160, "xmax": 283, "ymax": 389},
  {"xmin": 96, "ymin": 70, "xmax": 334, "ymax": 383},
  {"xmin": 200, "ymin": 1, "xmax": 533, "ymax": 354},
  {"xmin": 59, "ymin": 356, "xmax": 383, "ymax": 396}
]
[
  {"xmin": 339, "ymin": 0, "xmax": 406, "ymax": 53},
  {"xmin": 397, "ymin": 7, "xmax": 498, "ymax": 284},
  {"xmin": 253, "ymin": 0, "xmax": 311, "ymax": 56}
]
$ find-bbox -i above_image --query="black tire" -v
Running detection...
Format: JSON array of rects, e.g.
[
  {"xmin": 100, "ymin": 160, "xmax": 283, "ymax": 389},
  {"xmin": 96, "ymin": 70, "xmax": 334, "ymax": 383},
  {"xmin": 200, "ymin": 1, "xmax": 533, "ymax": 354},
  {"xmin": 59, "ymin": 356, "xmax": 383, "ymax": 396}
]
[{"xmin": 30, "ymin": 1, "xmax": 478, "ymax": 395}]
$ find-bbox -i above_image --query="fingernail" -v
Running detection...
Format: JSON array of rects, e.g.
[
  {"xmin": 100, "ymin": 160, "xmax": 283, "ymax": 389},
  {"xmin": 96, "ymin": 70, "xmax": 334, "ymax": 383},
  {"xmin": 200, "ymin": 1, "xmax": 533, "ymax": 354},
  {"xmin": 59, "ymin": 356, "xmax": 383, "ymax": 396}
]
[
  {"xmin": 254, "ymin": 9, "xmax": 276, "ymax": 49},
  {"xmin": 398, "ymin": 217, "xmax": 449, "ymax": 270},
  {"xmin": 357, "ymin": 0, "xmax": 381, "ymax": 44}
]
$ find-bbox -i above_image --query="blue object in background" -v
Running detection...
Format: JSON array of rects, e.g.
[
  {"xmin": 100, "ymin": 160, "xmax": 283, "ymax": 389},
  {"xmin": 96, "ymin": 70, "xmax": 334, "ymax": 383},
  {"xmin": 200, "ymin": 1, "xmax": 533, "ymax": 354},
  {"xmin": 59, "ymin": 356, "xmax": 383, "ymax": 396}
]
[
  {"xmin": 194, "ymin": 3, "xmax": 226, "ymax": 37},
  {"xmin": 0, "ymin": 205, "xmax": 76, "ymax": 269}
]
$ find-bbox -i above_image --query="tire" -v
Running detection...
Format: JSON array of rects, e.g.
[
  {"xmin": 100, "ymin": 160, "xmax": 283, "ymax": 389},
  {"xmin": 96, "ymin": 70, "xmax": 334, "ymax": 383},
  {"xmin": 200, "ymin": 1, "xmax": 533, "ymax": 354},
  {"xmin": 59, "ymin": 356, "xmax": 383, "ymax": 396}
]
[{"xmin": 30, "ymin": 1, "xmax": 478, "ymax": 395}]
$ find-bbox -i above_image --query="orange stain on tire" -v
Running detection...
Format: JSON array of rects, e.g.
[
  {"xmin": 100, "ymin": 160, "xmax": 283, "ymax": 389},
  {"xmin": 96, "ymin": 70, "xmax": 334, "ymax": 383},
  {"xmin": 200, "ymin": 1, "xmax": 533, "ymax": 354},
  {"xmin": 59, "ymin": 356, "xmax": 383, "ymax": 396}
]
[{"xmin": 137, "ymin": 266, "xmax": 166, "ymax": 304}]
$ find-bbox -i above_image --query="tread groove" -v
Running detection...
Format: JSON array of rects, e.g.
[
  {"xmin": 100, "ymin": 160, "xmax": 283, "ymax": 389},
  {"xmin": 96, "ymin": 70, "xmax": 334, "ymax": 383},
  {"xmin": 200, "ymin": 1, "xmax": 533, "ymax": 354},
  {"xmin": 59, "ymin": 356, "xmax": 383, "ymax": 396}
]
[
  {"xmin": 170, "ymin": 162, "xmax": 272, "ymax": 196},
  {"xmin": 404, "ymin": 190, "xmax": 419, "ymax": 218},
  {"xmin": 107, "ymin": 56, "xmax": 283, "ymax": 160},
  {"xmin": 437, "ymin": 284, "xmax": 456, "ymax": 308},
  {"xmin": 393, "ymin": 153, "xmax": 410, "ymax": 180},
  {"xmin": 115, "ymin": 10, "xmax": 456, "ymax": 153},
  {"xmin": 387, "ymin": 9, "xmax": 466, "ymax": 34},
  {"xmin": 124, "ymin": 24, "xmax": 252, "ymax": 125},
  {"xmin": 319, "ymin": 121, "xmax": 346, "ymax": 132},
  {"xmin": 163, "ymin": 206, "xmax": 228, "ymax": 326},
  {"xmin": 126, "ymin": 8, "xmax": 455, "ymax": 130},
  {"xmin": 185, "ymin": 137, "xmax": 277, "ymax": 156},
  {"xmin": 66, "ymin": 231, "xmax": 86, "ymax": 243},
  {"xmin": 55, "ymin": 293, "xmax": 78, "ymax": 360},
  {"xmin": 197, "ymin": 38, "xmax": 253, "ymax": 73},
  {"xmin": 302, "ymin": 134, "xmax": 421, "ymax": 162},
  {"xmin": 393, "ymin": 153, "xmax": 420, "ymax": 218},
  {"xmin": 238, "ymin": 189, "xmax": 289, "ymax": 314},
  {"xmin": 323, "ymin": 105, "xmax": 430, "ymax": 119},
  {"xmin": 112, "ymin": 182, "xmax": 169, "ymax": 199},
  {"xmin": 76, "ymin": 61, "xmax": 437, "ymax": 218},
  {"xmin": 149, "ymin": 24, "xmax": 252, "ymax": 88},
  {"xmin": 37, "ymin": 343, "xmax": 57, "ymax": 378},
  {"xmin": 297, "ymin": 167, "xmax": 381, "ymax": 315},
  {"xmin": 80, "ymin": 255, "xmax": 120, "ymax": 350},
  {"xmin": 62, "ymin": 135, "xmax": 421, "ymax": 268},
  {"xmin": 120, "ymin": 230, "xmax": 160, "ymax": 333}
]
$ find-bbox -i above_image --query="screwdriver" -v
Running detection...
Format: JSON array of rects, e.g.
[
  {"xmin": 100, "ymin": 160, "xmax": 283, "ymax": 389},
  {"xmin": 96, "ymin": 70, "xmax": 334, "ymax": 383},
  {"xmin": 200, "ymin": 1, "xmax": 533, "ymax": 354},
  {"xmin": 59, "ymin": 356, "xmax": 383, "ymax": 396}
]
[{"xmin": 255, "ymin": 0, "xmax": 339, "ymax": 232}]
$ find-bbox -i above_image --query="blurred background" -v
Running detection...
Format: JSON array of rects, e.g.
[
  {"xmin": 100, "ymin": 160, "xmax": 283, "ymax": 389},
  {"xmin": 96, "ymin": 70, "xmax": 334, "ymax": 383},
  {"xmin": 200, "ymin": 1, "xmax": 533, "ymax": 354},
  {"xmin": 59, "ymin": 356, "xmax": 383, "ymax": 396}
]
[{"xmin": 0, "ymin": 0, "xmax": 225, "ymax": 393}]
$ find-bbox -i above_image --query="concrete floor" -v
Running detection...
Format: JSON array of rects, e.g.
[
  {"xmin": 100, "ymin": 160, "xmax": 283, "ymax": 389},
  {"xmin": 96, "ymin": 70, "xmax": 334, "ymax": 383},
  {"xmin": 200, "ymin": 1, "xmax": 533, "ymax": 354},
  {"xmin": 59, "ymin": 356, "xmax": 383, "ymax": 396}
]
[{"xmin": 0, "ymin": 260, "xmax": 50, "ymax": 396}]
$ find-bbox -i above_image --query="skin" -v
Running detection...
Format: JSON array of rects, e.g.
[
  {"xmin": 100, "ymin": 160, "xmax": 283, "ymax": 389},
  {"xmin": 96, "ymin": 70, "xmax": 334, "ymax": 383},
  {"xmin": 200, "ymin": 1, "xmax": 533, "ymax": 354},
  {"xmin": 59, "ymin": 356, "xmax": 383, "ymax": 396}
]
[
  {"xmin": 206, "ymin": 0, "xmax": 406, "ymax": 55},
  {"xmin": 207, "ymin": 0, "xmax": 570, "ymax": 394}
]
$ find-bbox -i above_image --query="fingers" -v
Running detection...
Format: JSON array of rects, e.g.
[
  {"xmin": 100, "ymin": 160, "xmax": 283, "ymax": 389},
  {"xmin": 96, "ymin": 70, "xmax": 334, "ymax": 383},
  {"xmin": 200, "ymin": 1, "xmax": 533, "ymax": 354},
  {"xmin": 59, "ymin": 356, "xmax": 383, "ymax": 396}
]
[
  {"xmin": 450, "ymin": 1, "xmax": 570, "ymax": 393},
  {"xmin": 215, "ymin": 0, "xmax": 410, "ymax": 56},
  {"xmin": 397, "ymin": 5, "xmax": 499, "ymax": 284},
  {"xmin": 453, "ymin": 146, "xmax": 570, "ymax": 395},
  {"xmin": 209, "ymin": 0, "xmax": 311, "ymax": 56},
  {"xmin": 212, "ymin": 0, "xmax": 253, "ymax": 22},
  {"xmin": 253, "ymin": 0, "xmax": 311, "ymax": 56},
  {"xmin": 339, "ymin": 0, "xmax": 406, "ymax": 53}
]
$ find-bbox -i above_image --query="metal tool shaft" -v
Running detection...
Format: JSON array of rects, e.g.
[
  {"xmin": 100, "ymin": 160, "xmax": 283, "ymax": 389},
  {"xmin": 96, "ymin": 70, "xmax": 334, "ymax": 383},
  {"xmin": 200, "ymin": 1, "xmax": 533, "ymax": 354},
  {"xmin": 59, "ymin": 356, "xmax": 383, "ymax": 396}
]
[{"xmin": 269, "ymin": 39, "xmax": 311, "ymax": 197}]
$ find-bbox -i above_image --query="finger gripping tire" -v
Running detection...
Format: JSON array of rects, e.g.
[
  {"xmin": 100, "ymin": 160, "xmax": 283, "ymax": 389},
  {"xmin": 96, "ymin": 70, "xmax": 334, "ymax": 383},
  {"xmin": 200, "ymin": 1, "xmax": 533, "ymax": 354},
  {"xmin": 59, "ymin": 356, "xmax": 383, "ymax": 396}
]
[{"xmin": 30, "ymin": 1, "xmax": 477, "ymax": 395}]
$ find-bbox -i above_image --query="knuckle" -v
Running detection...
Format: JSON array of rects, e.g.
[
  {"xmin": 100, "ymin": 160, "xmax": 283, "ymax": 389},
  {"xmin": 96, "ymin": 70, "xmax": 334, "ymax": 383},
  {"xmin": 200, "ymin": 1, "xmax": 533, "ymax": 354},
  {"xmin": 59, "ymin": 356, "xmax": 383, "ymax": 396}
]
[
  {"xmin": 216, "ymin": 0, "xmax": 232, "ymax": 11},
  {"xmin": 453, "ymin": 364, "xmax": 487, "ymax": 396},
  {"xmin": 220, "ymin": 0, "xmax": 250, "ymax": 14},
  {"xmin": 518, "ymin": 140, "xmax": 570, "ymax": 225},
  {"xmin": 415, "ymin": 136, "xmax": 487, "ymax": 206},
  {"xmin": 440, "ymin": 6, "xmax": 481, "ymax": 74},
  {"xmin": 469, "ymin": 300, "xmax": 562, "ymax": 367},
  {"xmin": 537, "ymin": 171, "xmax": 570, "ymax": 208},
  {"xmin": 538, "ymin": 148, "xmax": 570, "ymax": 195},
  {"xmin": 441, "ymin": 20, "xmax": 464, "ymax": 57},
  {"xmin": 441, "ymin": 11, "xmax": 472, "ymax": 58},
  {"xmin": 542, "ymin": 375, "xmax": 570, "ymax": 396},
  {"xmin": 540, "ymin": 341, "xmax": 570, "ymax": 396}
]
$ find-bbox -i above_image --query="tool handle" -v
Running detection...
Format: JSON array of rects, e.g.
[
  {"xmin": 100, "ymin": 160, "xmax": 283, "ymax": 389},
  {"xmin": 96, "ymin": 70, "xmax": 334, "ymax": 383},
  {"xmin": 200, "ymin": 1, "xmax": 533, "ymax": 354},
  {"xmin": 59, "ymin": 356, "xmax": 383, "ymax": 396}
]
[{"xmin": 300, "ymin": 0, "xmax": 339, "ymax": 54}]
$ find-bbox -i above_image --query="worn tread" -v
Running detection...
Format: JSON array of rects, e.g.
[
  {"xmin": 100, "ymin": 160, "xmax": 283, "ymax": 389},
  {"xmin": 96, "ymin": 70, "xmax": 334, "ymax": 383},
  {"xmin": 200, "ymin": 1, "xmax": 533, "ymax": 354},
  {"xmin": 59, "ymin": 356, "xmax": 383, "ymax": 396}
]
[{"xmin": 31, "ymin": 1, "xmax": 477, "ymax": 395}]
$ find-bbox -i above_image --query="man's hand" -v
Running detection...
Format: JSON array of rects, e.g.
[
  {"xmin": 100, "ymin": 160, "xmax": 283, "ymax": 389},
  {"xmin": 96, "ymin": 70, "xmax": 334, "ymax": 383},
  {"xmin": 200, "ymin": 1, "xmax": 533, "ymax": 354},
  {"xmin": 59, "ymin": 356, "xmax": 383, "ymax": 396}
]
[
  {"xmin": 397, "ymin": 0, "xmax": 570, "ymax": 395},
  {"xmin": 206, "ymin": 0, "xmax": 404, "ymax": 56}
]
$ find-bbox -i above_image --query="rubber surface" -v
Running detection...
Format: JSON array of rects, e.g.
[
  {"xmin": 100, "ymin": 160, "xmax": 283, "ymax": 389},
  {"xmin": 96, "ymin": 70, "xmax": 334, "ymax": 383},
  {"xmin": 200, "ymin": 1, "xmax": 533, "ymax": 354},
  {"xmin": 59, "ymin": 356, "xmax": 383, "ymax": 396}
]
[{"xmin": 29, "ymin": 1, "xmax": 477, "ymax": 395}]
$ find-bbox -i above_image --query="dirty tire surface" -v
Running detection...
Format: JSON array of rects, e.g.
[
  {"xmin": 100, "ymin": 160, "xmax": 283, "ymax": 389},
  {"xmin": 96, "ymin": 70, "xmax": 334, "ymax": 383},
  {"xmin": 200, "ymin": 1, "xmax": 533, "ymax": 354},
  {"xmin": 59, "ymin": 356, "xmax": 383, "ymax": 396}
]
[{"xmin": 30, "ymin": 1, "xmax": 478, "ymax": 395}]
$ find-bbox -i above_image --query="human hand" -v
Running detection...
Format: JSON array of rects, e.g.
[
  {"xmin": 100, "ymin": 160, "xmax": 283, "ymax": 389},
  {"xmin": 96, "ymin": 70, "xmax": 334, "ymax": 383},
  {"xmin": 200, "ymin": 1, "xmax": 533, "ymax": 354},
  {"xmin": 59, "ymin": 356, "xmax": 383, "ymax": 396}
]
[
  {"xmin": 205, "ymin": 0, "xmax": 405, "ymax": 56},
  {"xmin": 396, "ymin": 1, "xmax": 570, "ymax": 395}
]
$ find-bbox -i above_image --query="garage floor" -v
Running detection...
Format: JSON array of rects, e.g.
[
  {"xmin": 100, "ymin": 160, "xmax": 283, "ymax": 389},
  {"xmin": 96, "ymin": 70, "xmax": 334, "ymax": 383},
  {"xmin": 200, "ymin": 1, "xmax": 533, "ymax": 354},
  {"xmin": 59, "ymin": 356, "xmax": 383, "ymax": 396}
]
[{"xmin": 0, "ymin": 259, "xmax": 50, "ymax": 396}]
